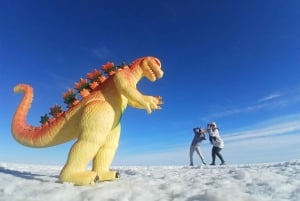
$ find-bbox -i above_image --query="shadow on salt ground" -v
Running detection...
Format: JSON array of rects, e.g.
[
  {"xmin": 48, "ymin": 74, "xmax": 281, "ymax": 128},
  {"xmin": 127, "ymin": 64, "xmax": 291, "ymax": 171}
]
[{"xmin": 0, "ymin": 166, "xmax": 59, "ymax": 182}]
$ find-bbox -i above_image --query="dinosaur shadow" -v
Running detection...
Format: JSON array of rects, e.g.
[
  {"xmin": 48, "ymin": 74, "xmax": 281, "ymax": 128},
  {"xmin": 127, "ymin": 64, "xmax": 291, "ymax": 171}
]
[{"xmin": 0, "ymin": 166, "xmax": 60, "ymax": 183}]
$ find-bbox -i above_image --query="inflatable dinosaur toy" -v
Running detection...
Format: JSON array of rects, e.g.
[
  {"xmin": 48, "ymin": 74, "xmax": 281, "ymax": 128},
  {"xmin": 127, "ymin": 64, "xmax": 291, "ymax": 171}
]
[{"xmin": 11, "ymin": 56, "xmax": 164, "ymax": 185}]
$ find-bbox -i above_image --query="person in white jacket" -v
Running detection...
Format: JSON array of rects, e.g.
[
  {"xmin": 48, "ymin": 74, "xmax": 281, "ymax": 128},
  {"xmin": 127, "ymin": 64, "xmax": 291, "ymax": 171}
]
[{"xmin": 207, "ymin": 122, "xmax": 226, "ymax": 165}]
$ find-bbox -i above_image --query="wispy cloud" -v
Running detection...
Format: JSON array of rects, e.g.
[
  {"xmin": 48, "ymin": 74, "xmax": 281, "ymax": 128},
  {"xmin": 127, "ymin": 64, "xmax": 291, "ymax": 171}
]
[
  {"xmin": 92, "ymin": 46, "xmax": 110, "ymax": 60},
  {"xmin": 201, "ymin": 103, "xmax": 269, "ymax": 120},
  {"xmin": 257, "ymin": 92, "xmax": 281, "ymax": 103},
  {"xmin": 223, "ymin": 117, "xmax": 300, "ymax": 142},
  {"xmin": 201, "ymin": 91, "xmax": 299, "ymax": 120}
]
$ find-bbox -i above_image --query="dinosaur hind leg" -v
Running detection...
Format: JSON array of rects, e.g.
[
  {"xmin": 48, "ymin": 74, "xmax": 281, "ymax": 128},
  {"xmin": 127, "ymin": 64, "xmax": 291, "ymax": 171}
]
[
  {"xmin": 92, "ymin": 124, "xmax": 121, "ymax": 181},
  {"xmin": 59, "ymin": 140, "xmax": 101, "ymax": 185},
  {"xmin": 59, "ymin": 100, "xmax": 114, "ymax": 185}
]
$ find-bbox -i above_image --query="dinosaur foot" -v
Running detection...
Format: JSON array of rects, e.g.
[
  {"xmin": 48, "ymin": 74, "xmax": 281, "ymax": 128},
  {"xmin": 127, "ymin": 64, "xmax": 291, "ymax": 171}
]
[
  {"xmin": 59, "ymin": 170, "xmax": 98, "ymax": 186},
  {"xmin": 96, "ymin": 170, "xmax": 120, "ymax": 182}
]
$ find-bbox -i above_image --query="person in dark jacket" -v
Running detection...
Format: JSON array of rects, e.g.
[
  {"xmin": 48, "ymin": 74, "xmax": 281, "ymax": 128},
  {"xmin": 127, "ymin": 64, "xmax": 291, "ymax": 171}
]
[{"xmin": 189, "ymin": 127, "xmax": 206, "ymax": 166}]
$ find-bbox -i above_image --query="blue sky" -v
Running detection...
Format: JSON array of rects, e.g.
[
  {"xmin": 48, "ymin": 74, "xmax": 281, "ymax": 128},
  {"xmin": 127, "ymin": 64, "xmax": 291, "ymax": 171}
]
[{"xmin": 0, "ymin": 0, "xmax": 300, "ymax": 166}]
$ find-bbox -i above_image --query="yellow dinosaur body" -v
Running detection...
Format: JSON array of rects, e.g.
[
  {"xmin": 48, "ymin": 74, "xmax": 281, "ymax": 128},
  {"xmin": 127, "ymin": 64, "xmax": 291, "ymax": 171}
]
[{"xmin": 11, "ymin": 56, "xmax": 164, "ymax": 185}]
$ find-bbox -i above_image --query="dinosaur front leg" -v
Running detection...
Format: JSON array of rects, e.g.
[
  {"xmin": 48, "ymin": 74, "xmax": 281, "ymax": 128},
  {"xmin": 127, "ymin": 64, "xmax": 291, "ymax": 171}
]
[{"xmin": 92, "ymin": 124, "xmax": 121, "ymax": 181}]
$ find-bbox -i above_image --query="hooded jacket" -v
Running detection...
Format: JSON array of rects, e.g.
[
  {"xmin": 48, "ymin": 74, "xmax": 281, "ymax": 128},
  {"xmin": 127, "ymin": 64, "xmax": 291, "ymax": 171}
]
[{"xmin": 208, "ymin": 126, "xmax": 224, "ymax": 148}]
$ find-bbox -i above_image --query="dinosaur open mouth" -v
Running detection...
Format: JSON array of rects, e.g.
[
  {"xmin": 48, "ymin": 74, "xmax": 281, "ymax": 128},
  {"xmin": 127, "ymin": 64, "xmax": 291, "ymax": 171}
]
[
  {"xmin": 142, "ymin": 57, "xmax": 164, "ymax": 81},
  {"xmin": 149, "ymin": 67, "xmax": 158, "ymax": 78},
  {"xmin": 148, "ymin": 66, "xmax": 163, "ymax": 80}
]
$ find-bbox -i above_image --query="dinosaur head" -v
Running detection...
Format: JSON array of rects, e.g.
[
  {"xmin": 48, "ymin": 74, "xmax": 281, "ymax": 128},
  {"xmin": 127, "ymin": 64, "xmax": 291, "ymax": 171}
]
[{"xmin": 137, "ymin": 57, "xmax": 164, "ymax": 82}]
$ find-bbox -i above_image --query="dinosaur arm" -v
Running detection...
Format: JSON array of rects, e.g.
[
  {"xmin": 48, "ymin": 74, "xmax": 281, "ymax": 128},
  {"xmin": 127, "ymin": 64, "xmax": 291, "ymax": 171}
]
[
  {"xmin": 128, "ymin": 93, "xmax": 162, "ymax": 113},
  {"xmin": 113, "ymin": 70, "xmax": 162, "ymax": 114}
]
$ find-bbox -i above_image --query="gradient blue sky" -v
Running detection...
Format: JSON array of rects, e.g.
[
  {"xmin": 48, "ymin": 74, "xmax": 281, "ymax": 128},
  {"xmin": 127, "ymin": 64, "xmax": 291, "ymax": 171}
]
[{"xmin": 1, "ymin": 0, "xmax": 300, "ymax": 166}]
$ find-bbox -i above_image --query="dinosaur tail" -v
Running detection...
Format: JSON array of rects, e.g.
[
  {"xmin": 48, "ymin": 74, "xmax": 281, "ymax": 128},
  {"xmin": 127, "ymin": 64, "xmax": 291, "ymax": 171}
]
[{"xmin": 11, "ymin": 84, "xmax": 76, "ymax": 147}]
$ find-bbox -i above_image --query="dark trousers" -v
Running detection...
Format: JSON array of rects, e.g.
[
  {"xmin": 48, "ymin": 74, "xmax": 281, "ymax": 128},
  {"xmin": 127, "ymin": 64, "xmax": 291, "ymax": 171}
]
[{"xmin": 211, "ymin": 146, "xmax": 225, "ymax": 164}]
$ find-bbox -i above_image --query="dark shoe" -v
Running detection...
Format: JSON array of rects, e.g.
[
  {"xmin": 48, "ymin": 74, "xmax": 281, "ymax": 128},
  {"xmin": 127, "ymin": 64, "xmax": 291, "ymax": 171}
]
[
  {"xmin": 220, "ymin": 161, "xmax": 226, "ymax": 165},
  {"xmin": 209, "ymin": 163, "xmax": 215, "ymax": 166},
  {"xmin": 189, "ymin": 163, "xmax": 194, "ymax": 166},
  {"xmin": 202, "ymin": 162, "xmax": 206, "ymax": 165},
  {"xmin": 94, "ymin": 175, "xmax": 99, "ymax": 183}
]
